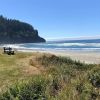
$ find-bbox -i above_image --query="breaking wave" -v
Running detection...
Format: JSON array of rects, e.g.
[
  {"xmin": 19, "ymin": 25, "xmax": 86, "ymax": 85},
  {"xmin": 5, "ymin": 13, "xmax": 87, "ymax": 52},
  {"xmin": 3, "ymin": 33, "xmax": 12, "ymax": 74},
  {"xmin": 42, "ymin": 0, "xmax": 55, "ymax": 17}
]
[{"xmin": 0, "ymin": 42, "xmax": 100, "ymax": 52}]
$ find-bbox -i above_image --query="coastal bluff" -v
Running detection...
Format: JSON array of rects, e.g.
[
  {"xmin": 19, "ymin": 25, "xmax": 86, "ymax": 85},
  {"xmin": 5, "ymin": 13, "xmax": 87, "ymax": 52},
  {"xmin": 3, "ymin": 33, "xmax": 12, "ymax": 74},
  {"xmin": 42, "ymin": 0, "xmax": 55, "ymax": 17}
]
[{"xmin": 0, "ymin": 15, "xmax": 46, "ymax": 43}]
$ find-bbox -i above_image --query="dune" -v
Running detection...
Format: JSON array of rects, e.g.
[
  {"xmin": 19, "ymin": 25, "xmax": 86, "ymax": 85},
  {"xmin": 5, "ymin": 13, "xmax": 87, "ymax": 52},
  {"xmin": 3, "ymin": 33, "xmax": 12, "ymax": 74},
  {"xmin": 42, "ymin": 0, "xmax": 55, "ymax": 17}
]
[{"xmin": 41, "ymin": 50, "xmax": 100, "ymax": 64}]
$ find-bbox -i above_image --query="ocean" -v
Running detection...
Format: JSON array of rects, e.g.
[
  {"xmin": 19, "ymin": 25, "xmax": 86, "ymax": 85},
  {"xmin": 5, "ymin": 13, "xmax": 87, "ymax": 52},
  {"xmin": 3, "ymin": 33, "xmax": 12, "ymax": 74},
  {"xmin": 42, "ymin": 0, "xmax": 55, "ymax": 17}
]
[{"xmin": 1, "ymin": 40, "xmax": 100, "ymax": 52}]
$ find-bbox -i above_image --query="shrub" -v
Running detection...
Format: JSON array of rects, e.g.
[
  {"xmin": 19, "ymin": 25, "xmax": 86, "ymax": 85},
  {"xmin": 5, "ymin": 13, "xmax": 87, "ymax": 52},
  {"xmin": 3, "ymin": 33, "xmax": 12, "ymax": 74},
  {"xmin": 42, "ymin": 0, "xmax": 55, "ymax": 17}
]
[{"xmin": 0, "ymin": 76, "xmax": 48, "ymax": 100}]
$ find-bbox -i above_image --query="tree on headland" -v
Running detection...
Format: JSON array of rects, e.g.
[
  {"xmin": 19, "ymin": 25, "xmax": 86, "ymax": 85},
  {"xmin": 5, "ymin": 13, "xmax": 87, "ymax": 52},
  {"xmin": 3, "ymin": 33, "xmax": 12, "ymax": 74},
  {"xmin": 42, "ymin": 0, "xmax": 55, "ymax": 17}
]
[{"xmin": 0, "ymin": 15, "xmax": 45, "ymax": 43}]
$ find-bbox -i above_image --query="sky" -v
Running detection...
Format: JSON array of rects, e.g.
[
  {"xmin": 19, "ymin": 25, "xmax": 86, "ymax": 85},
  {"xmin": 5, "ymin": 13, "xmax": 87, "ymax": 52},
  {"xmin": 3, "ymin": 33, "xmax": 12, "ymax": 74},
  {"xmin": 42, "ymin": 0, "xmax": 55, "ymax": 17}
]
[{"xmin": 0, "ymin": 0, "xmax": 100, "ymax": 40}]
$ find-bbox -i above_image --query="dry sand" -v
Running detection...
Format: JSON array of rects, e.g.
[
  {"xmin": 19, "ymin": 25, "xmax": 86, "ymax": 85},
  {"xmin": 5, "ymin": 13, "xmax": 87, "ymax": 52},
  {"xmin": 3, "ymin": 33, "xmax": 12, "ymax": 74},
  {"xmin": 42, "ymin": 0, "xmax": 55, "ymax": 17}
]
[
  {"xmin": 6, "ymin": 48, "xmax": 100, "ymax": 64},
  {"xmin": 42, "ymin": 50, "xmax": 100, "ymax": 64}
]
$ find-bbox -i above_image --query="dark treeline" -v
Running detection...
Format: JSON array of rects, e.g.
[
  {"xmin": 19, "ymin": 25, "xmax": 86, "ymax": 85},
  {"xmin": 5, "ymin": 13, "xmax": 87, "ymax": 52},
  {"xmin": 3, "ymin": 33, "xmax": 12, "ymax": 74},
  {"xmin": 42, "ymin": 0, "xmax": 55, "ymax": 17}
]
[{"xmin": 0, "ymin": 15, "xmax": 45, "ymax": 43}]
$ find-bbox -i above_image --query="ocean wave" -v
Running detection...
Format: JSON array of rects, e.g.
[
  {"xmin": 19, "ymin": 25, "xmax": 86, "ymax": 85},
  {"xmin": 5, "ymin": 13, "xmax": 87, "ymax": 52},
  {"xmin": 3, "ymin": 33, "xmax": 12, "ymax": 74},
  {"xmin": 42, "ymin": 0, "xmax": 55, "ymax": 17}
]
[
  {"xmin": 47, "ymin": 43, "xmax": 100, "ymax": 47},
  {"xmin": 0, "ymin": 44, "xmax": 25, "ymax": 49},
  {"xmin": 0, "ymin": 43, "xmax": 100, "ymax": 52},
  {"xmin": 17, "ymin": 48, "xmax": 100, "ymax": 52}
]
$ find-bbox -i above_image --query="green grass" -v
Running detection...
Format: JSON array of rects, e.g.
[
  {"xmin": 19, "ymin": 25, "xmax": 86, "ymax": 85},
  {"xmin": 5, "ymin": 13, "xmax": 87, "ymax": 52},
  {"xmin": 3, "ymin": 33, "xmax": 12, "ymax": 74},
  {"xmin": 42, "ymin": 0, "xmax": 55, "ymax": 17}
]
[
  {"xmin": 0, "ymin": 53, "xmax": 100, "ymax": 100},
  {"xmin": 0, "ymin": 51, "xmax": 33, "ymax": 90}
]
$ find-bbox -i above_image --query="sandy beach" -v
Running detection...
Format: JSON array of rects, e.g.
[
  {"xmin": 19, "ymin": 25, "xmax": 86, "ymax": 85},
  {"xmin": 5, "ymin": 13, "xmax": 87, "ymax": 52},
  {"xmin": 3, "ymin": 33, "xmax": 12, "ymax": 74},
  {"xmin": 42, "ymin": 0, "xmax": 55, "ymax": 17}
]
[
  {"xmin": 1, "ymin": 42, "xmax": 100, "ymax": 64},
  {"xmin": 40, "ymin": 50, "xmax": 100, "ymax": 64},
  {"xmin": 1, "ymin": 46, "xmax": 100, "ymax": 64}
]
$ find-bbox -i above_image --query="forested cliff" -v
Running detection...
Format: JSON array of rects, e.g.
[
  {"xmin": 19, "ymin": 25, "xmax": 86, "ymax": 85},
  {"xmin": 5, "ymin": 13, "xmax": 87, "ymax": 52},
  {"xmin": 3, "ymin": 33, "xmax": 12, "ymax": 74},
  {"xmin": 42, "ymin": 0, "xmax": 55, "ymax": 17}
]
[{"xmin": 0, "ymin": 15, "xmax": 46, "ymax": 43}]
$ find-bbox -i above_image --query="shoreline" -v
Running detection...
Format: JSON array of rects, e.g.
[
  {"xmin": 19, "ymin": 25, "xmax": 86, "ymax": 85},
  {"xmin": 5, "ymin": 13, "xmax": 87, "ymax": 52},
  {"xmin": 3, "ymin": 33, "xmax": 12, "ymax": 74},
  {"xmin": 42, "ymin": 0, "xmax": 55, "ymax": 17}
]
[
  {"xmin": 0, "ymin": 46, "xmax": 100, "ymax": 64},
  {"xmin": 17, "ymin": 49, "xmax": 100, "ymax": 64},
  {"xmin": 46, "ymin": 50, "xmax": 100, "ymax": 64}
]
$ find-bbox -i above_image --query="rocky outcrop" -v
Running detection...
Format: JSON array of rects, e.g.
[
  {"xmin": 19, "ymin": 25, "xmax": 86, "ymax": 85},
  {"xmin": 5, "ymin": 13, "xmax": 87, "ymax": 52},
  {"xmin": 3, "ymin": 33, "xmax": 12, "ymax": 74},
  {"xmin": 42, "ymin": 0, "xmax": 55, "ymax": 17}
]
[{"xmin": 0, "ymin": 15, "xmax": 46, "ymax": 43}]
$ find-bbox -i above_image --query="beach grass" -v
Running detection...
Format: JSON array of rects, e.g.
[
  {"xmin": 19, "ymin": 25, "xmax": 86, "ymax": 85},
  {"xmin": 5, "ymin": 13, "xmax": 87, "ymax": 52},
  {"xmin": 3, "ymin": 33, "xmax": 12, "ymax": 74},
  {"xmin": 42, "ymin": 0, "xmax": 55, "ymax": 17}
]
[
  {"xmin": 0, "ymin": 51, "xmax": 99, "ymax": 100},
  {"xmin": 0, "ymin": 51, "xmax": 34, "ymax": 90}
]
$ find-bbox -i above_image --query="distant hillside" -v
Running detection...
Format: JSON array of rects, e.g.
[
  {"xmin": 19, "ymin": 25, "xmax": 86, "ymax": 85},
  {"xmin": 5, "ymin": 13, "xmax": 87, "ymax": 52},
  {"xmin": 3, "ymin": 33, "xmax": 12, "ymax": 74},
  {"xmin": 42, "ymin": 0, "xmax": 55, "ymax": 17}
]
[{"xmin": 0, "ymin": 15, "xmax": 46, "ymax": 43}]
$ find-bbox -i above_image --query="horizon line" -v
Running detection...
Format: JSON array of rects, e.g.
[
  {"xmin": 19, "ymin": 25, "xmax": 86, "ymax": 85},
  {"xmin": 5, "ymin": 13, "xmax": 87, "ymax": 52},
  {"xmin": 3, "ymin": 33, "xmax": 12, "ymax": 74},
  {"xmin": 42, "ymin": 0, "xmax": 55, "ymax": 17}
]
[{"xmin": 46, "ymin": 35, "xmax": 100, "ymax": 41}]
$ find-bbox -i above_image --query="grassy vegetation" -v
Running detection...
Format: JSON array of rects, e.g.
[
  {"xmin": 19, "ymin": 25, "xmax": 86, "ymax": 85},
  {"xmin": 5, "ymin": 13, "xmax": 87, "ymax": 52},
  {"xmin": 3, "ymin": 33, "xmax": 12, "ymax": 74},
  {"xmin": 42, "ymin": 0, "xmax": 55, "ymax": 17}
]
[
  {"xmin": 0, "ymin": 52, "xmax": 99, "ymax": 100},
  {"xmin": 0, "ymin": 51, "xmax": 33, "ymax": 91}
]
